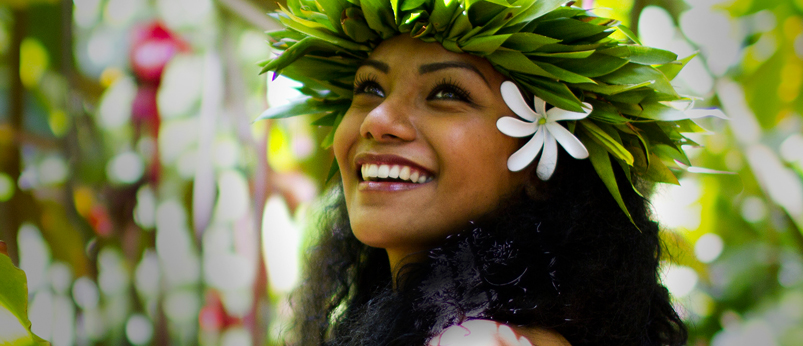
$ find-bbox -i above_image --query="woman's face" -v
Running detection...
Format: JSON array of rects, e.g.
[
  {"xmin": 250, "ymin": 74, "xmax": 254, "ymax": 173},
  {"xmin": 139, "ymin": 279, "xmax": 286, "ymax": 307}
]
[{"xmin": 334, "ymin": 35, "xmax": 528, "ymax": 261}]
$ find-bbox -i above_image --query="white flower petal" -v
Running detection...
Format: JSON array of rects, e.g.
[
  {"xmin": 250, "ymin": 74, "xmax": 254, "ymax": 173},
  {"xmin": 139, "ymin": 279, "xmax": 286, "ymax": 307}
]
[
  {"xmin": 545, "ymin": 122, "xmax": 589, "ymax": 159},
  {"xmin": 537, "ymin": 131, "xmax": 558, "ymax": 180},
  {"xmin": 497, "ymin": 116, "xmax": 538, "ymax": 137},
  {"xmin": 501, "ymin": 81, "xmax": 537, "ymax": 122},
  {"xmin": 507, "ymin": 128, "xmax": 545, "ymax": 172},
  {"xmin": 533, "ymin": 96, "xmax": 547, "ymax": 116},
  {"xmin": 546, "ymin": 103, "xmax": 593, "ymax": 122}
]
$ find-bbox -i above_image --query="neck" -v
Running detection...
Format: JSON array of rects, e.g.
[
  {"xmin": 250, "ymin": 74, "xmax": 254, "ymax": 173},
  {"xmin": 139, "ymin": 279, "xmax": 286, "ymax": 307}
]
[{"xmin": 386, "ymin": 248, "xmax": 428, "ymax": 287}]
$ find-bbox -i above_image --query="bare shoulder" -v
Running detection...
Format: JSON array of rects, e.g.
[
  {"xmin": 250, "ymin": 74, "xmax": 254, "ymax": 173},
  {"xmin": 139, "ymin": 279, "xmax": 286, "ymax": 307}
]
[{"xmin": 429, "ymin": 319, "xmax": 571, "ymax": 346}]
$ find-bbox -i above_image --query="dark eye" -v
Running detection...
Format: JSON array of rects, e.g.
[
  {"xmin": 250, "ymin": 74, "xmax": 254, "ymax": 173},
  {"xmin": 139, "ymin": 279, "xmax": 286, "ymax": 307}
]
[
  {"xmin": 354, "ymin": 74, "xmax": 384, "ymax": 98},
  {"xmin": 428, "ymin": 79, "xmax": 472, "ymax": 103}
]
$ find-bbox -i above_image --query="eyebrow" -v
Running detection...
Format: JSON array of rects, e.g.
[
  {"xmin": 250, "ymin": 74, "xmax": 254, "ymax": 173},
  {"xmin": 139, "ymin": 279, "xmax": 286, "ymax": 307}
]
[
  {"xmin": 359, "ymin": 59, "xmax": 389, "ymax": 73},
  {"xmin": 419, "ymin": 61, "xmax": 489, "ymax": 86},
  {"xmin": 358, "ymin": 59, "xmax": 490, "ymax": 86}
]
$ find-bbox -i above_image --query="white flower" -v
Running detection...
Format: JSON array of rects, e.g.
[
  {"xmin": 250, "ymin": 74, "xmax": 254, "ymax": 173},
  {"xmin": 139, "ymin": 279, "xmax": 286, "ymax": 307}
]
[{"xmin": 496, "ymin": 81, "xmax": 593, "ymax": 180}]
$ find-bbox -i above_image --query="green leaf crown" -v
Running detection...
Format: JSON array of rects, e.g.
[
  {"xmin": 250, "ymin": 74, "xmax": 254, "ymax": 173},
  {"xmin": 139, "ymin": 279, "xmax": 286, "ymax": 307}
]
[{"xmin": 258, "ymin": 0, "xmax": 708, "ymax": 223}]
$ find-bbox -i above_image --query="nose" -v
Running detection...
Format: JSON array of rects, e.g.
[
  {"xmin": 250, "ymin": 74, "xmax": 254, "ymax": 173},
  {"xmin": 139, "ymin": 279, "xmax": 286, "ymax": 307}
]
[{"xmin": 359, "ymin": 96, "xmax": 416, "ymax": 142}]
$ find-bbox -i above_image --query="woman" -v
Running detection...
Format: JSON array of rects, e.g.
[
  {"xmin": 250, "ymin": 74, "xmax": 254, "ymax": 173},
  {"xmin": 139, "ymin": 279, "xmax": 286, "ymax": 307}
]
[{"xmin": 259, "ymin": 0, "xmax": 695, "ymax": 345}]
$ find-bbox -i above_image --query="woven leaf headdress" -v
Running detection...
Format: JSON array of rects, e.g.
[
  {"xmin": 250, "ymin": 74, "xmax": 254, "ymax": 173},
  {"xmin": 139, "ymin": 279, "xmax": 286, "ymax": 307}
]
[{"xmin": 258, "ymin": 0, "xmax": 710, "ymax": 223}]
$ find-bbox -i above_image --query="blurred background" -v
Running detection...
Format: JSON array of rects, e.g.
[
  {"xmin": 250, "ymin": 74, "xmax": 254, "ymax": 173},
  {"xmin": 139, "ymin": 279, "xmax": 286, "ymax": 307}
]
[{"xmin": 0, "ymin": 0, "xmax": 801, "ymax": 345}]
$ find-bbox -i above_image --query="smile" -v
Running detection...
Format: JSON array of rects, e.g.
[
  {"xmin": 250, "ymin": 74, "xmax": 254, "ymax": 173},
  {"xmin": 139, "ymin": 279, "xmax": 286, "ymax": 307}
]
[{"xmin": 360, "ymin": 164, "xmax": 432, "ymax": 184}]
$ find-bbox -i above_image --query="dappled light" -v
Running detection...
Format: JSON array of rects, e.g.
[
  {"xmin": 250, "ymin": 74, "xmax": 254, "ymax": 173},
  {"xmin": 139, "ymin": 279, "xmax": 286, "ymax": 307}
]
[{"xmin": 0, "ymin": 0, "xmax": 802, "ymax": 345}]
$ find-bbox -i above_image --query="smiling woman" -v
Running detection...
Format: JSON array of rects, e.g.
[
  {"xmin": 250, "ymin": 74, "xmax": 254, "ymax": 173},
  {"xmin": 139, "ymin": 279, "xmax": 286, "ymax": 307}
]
[
  {"xmin": 258, "ymin": 0, "xmax": 697, "ymax": 345},
  {"xmin": 335, "ymin": 36, "xmax": 528, "ymax": 267}
]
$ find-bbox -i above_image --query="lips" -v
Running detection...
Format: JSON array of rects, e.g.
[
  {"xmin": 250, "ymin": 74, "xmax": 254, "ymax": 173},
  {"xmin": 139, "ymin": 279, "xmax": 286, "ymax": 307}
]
[{"xmin": 354, "ymin": 153, "xmax": 434, "ymax": 184}]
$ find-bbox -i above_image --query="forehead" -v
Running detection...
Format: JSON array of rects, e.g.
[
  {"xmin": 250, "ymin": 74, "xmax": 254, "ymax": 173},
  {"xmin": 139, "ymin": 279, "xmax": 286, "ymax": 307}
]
[
  {"xmin": 365, "ymin": 35, "xmax": 503, "ymax": 81},
  {"xmin": 370, "ymin": 35, "xmax": 460, "ymax": 59}
]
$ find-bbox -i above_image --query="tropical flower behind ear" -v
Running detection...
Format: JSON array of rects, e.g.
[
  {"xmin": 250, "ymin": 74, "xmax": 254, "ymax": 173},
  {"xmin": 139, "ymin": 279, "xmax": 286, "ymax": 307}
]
[{"xmin": 497, "ymin": 81, "xmax": 593, "ymax": 180}]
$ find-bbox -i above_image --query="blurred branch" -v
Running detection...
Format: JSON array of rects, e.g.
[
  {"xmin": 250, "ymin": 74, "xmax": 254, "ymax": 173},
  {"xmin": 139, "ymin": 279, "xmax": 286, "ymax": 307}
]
[
  {"xmin": 216, "ymin": 0, "xmax": 282, "ymax": 31},
  {"xmin": 0, "ymin": 8, "xmax": 27, "ymax": 264},
  {"xmin": 785, "ymin": 210, "xmax": 803, "ymax": 256}
]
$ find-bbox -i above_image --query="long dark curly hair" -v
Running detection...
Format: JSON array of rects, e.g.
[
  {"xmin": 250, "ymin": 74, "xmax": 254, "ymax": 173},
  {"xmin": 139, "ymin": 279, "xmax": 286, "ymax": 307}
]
[{"xmin": 286, "ymin": 149, "xmax": 688, "ymax": 346}]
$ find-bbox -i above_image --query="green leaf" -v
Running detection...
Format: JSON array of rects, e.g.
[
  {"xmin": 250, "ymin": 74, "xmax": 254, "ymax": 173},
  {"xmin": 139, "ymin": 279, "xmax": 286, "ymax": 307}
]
[
  {"xmin": 572, "ymin": 80, "xmax": 654, "ymax": 95},
  {"xmin": 642, "ymin": 153, "xmax": 680, "ymax": 185},
  {"xmin": 526, "ymin": 50, "xmax": 595, "ymax": 58},
  {"xmin": 460, "ymin": 34, "xmax": 512, "ymax": 55},
  {"xmin": 316, "ymin": 0, "xmax": 348, "ymax": 34},
  {"xmin": 507, "ymin": 0, "xmax": 566, "ymax": 26},
  {"xmin": 582, "ymin": 132, "xmax": 635, "ymax": 225},
  {"xmin": 400, "ymin": 0, "xmax": 428, "ymax": 11},
  {"xmin": 280, "ymin": 56, "xmax": 358, "ymax": 80},
  {"xmin": 657, "ymin": 53, "xmax": 697, "ymax": 81},
  {"xmin": 445, "ymin": 9, "xmax": 473, "ymax": 38},
  {"xmin": 261, "ymin": 37, "xmax": 341, "ymax": 75},
  {"xmin": 511, "ymin": 73, "xmax": 586, "ymax": 112},
  {"xmin": 256, "ymin": 98, "xmax": 351, "ymax": 121},
  {"xmin": 615, "ymin": 24, "xmax": 641, "ymax": 44},
  {"xmin": 0, "ymin": 255, "xmax": 49, "ymax": 346},
  {"xmin": 467, "ymin": 0, "xmax": 513, "ymax": 28},
  {"xmin": 638, "ymin": 102, "xmax": 690, "ymax": 121},
  {"xmin": 311, "ymin": 111, "xmax": 341, "ymax": 126},
  {"xmin": 610, "ymin": 101, "xmax": 643, "ymax": 116},
  {"xmin": 280, "ymin": 2, "xmax": 332, "ymax": 30},
  {"xmin": 598, "ymin": 45, "xmax": 678, "ymax": 65},
  {"xmin": 585, "ymin": 99, "xmax": 629, "ymax": 124},
  {"xmin": 533, "ymin": 17, "xmax": 611, "ymax": 42},
  {"xmin": 653, "ymin": 143, "xmax": 691, "ymax": 166},
  {"xmin": 277, "ymin": 16, "xmax": 370, "ymax": 52},
  {"xmin": 532, "ymin": 61, "xmax": 597, "ymax": 84},
  {"xmin": 606, "ymin": 89, "xmax": 652, "ymax": 104},
  {"xmin": 579, "ymin": 120, "xmax": 635, "ymax": 165},
  {"xmin": 341, "ymin": 8, "xmax": 381, "ymax": 42},
  {"xmin": 535, "ymin": 41, "xmax": 613, "ymax": 53},
  {"xmin": 501, "ymin": 32, "xmax": 562, "ymax": 52},
  {"xmin": 599, "ymin": 63, "xmax": 677, "ymax": 96},
  {"xmin": 326, "ymin": 158, "xmax": 341, "ymax": 182},
  {"xmin": 360, "ymin": 0, "xmax": 398, "ymax": 39},
  {"xmin": 553, "ymin": 53, "xmax": 629, "ymax": 77},
  {"xmin": 487, "ymin": 49, "xmax": 561, "ymax": 79},
  {"xmin": 320, "ymin": 111, "xmax": 346, "ymax": 148}
]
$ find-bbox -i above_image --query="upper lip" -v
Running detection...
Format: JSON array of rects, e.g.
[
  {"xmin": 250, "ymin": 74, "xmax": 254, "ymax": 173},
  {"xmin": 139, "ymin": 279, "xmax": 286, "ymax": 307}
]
[{"xmin": 353, "ymin": 153, "xmax": 435, "ymax": 177}]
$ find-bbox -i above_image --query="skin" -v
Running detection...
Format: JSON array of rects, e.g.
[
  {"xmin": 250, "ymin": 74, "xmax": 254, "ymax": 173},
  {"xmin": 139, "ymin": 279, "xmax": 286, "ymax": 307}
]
[
  {"xmin": 333, "ymin": 35, "xmax": 529, "ymax": 270},
  {"xmin": 333, "ymin": 35, "xmax": 571, "ymax": 346}
]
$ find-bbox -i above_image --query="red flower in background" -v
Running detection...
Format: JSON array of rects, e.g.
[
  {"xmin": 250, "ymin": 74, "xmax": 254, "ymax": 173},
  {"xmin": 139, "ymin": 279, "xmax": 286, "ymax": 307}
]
[
  {"xmin": 129, "ymin": 21, "xmax": 188, "ymax": 183},
  {"xmin": 130, "ymin": 21, "xmax": 189, "ymax": 83}
]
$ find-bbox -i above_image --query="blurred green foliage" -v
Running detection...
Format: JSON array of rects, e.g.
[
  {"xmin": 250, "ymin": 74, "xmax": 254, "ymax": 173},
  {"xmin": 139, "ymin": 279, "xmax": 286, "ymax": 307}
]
[{"xmin": 0, "ymin": 0, "xmax": 802, "ymax": 345}]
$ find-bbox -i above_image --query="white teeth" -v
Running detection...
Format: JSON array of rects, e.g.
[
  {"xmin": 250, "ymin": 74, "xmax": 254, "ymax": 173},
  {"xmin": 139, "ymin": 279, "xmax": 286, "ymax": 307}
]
[
  {"xmin": 360, "ymin": 163, "xmax": 432, "ymax": 183},
  {"xmin": 367, "ymin": 164, "xmax": 378, "ymax": 177},
  {"xmin": 377, "ymin": 164, "xmax": 390, "ymax": 178},
  {"xmin": 399, "ymin": 166, "xmax": 410, "ymax": 180}
]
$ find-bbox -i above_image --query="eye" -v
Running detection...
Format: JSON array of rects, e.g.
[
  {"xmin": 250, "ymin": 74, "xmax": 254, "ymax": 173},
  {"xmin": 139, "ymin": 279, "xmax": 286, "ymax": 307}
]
[
  {"xmin": 354, "ymin": 74, "xmax": 385, "ymax": 98},
  {"xmin": 428, "ymin": 78, "xmax": 472, "ymax": 103}
]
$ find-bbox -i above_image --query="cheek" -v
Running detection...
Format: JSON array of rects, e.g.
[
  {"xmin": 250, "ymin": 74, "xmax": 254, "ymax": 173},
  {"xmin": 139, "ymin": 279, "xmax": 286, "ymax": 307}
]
[
  {"xmin": 438, "ymin": 121, "xmax": 519, "ymax": 189},
  {"xmin": 333, "ymin": 112, "xmax": 361, "ymax": 167}
]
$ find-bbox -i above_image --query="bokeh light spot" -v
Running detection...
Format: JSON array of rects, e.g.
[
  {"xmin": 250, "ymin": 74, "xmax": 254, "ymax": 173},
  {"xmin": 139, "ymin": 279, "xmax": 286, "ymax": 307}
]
[
  {"xmin": 125, "ymin": 314, "xmax": 153, "ymax": 345},
  {"xmin": 107, "ymin": 151, "xmax": 145, "ymax": 184},
  {"xmin": 695, "ymin": 233, "xmax": 724, "ymax": 263},
  {"xmin": 20, "ymin": 38, "xmax": 49, "ymax": 89},
  {"xmin": 741, "ymin": 196, "xmax": 768, "ymax": 223},
  {"xmin": 662, "ymin": 265, "xmax": 698, "ymax": 298},
  {"xmin": 97, "ymin": 77, "xmax": 136, "ymax": 130},
  {"xmin": 38, "ymin": 155, "xmax": 69, "ymax": 186},
  {"xmin": 0, "ymin": 173, "xmax": 14, "ymax": 202},
  {"xmin": 72, "ymin": 277, "xmax": 100, "ymax": 310}
]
